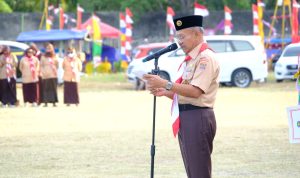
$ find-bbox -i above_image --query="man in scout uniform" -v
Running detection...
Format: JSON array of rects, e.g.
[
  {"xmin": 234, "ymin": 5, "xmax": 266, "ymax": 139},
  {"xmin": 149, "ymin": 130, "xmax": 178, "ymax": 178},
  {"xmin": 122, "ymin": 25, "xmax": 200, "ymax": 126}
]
[{"xmin": 143, "ymin": 15, "xmax": 220, "ymax": 178}]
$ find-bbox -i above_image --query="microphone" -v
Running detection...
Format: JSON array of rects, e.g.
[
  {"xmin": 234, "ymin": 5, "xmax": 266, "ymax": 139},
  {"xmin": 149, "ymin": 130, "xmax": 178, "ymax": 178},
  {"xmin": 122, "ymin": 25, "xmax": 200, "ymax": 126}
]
[{"xmin": 142, "ymin": 43, "xmax": 178, "ymax": 62}]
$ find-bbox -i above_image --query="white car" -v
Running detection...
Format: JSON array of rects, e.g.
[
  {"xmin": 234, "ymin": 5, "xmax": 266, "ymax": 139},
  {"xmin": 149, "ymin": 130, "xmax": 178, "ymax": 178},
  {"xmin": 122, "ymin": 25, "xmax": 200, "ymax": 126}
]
[
  {"xmin": 127, "ymin": 35, "xmax": 268, "ymax": 88},
  {"xmin": 274, "ymin": 43, "xmax": 300, "ymax": 82}
]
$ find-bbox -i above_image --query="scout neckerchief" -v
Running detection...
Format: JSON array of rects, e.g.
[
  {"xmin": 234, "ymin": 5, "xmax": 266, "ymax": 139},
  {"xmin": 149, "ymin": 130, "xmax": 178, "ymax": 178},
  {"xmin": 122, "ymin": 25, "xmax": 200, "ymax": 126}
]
[
  {"xmin": 68, "ymin": 57, "xmax": 76, "ymax": 80},
  {"xmin": 27, "ymin": 56, "xmax": 36, "ymax": 80},
  {"xmin": 48, "ymin": 57, "xmax": 57, "ymax": 75},
  {"xmin": 5, "ymin": 54, "xmax": 14, "ymax": 82},
  {"xmin": 171, "ymin": 43, "xmax": 211, "ymax": 137}
]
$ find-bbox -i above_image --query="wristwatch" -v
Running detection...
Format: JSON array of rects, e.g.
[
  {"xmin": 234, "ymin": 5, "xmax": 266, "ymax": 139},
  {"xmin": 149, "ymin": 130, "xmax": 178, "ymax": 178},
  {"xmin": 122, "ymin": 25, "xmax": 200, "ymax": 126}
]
[{"xmin": 165, "ymin": 81, "xmax": 173, "ymax": 90}]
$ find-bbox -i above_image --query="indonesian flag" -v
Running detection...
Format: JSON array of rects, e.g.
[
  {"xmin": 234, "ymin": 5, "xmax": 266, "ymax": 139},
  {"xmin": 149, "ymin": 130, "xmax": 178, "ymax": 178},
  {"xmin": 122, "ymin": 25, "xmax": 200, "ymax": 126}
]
[
  {"xmin": 194, "ymin": 2, "xmax": 209, "ymax": 17},
  {"xmin": 224, "ymin": 6, "xmax": 232, "ymax": 35},
  {"xmin": 292, "ymin": 0, "xmax": 300, "ymax": 42},
  {"xmin": 252, "ymin": 4, "xmax": 259, "ymax": 35},
  {"xmin": 166, "ymin": 7, "xmax": 176, "ymax": 41},
  {"xmin": 77, "ymin": 5, "xmax": 84, "ymax": 29}
]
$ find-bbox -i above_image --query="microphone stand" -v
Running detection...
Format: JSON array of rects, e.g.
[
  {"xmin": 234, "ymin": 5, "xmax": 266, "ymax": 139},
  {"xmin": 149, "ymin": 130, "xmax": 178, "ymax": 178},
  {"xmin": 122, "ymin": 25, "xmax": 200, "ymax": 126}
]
[{"xmin": 150, "ymin": 56, "xmax": 160, "ymax": 178}]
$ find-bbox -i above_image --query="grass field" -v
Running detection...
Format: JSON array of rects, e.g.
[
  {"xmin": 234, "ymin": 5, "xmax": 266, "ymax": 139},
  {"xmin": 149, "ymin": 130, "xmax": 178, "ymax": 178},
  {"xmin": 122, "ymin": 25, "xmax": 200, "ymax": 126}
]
[{"xmin": 0, "ymin": 73, "xmax": 300, "ymax": 178}]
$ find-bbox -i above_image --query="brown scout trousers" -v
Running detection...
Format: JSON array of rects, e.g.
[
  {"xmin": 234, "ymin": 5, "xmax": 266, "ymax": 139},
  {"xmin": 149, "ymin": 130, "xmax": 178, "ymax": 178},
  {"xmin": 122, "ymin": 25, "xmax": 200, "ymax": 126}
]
[{"xmin": 178, "ymin": 108, "xmax": 216, "ymax": 178}]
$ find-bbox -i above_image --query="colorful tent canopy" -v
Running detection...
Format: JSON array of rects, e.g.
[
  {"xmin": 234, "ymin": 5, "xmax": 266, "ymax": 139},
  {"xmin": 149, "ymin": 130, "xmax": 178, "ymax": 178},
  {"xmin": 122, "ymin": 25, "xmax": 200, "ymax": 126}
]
[
  {"xmin": 16, "ymin": 29, "xmax": 87, "ymax": 42},
  {"xmin": 80, "ymin": 17, "xmax": 121, "ymax": 39}
]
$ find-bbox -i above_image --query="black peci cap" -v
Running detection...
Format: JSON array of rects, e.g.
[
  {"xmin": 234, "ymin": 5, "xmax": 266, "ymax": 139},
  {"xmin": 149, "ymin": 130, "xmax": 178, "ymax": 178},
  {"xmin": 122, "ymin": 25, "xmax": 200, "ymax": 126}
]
[{"xmin": 173, "ymin": 15, "xmax": 203, "ymax": 31}]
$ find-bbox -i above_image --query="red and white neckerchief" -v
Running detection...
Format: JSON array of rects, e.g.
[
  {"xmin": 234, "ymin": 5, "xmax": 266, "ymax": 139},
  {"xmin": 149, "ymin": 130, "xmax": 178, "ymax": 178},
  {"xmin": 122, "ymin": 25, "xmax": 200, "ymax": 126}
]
[
  {"xmin": 35, "ymin": 51, "xmax": 41, "ymax": 58},
  {"xmin": 5, "ymin": 55, "xmax": 15, "ymax": 82},
  {"xmin": 171, "ymin": 43, "xmax": 211, "ymax": 137},
  {"xmin": 68, "ymin": 57, "xmax": 76, "ymax": 80},
  {"xmin": 48, "ymin": 57, "xmax": 57, "ymax": 75},
  {"xmin": 27, "ymin": 57, "xmax": 36, "ymax": 80}
]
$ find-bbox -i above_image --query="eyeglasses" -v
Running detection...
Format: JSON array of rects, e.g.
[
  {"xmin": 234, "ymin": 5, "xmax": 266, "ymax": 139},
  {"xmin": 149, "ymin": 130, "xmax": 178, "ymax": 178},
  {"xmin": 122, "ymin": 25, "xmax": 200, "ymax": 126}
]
[{"xmin": 174, "ymin": 33, "xmax": 193, "ymax": 42}]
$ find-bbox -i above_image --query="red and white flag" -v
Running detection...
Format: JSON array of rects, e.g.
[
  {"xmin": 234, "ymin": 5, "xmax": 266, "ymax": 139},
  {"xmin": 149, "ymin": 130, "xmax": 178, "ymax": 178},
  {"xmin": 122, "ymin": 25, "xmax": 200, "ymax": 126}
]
[
  {"xmin": 125, "ymin": 8, "xmax": 133, "ymax": 59},
  {"xmin": 77, "ymin": 5, "xmax": 84, "ymax": 29},
  {"xmin": 166, "ymin": 7, "xmax": 175, "ymax": 29},
  {"xmin": 292, "ymin": 0, "xmax": 300, "ymax": 42},
  {"xmin": 224, "ymin": 6, "xmax": 232, "ymax": 35},
  {"xmin": 252, "ymin": 4, "xmax": 259, "ymax": 35},
  {"xmin": 48, "ymin": 4, "xmax": 54, "ymax": 11},
  {"xmin": 166, "ymin": 7, "xmax": 176, "ymax": 42},
  {"xmin": 257, "ymin": 0, "xmax": 265, "ymax": 7},
  {"xmin": 194, "ymin": 2, "xmax": 209, "ymax": 17}
]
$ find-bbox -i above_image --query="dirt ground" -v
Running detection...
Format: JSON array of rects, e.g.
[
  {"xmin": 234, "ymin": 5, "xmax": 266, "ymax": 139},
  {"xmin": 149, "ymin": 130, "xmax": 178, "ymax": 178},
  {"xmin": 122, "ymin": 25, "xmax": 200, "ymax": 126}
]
[{"xmin": 0, "ymin": 80, "xmax": 300, "ymax": 178}]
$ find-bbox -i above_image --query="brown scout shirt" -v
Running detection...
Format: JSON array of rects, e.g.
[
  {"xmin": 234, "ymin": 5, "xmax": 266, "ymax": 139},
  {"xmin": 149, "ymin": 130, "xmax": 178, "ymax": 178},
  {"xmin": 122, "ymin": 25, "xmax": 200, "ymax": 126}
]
[
  {"xmin": 40, "ymin": 56, "xmax": 59, "ymax": 79},
  {"xmin": 178, "ymin": 42, "xmax": 220, "ymax": 108},
  {"xmin": 0, "ymin": 54, "xmax": 18, "ymax": 79},
  {"xmin": 62, "ymin": 56, "xmax": 82, "ymax": 82},
  {"xmin": 19, "ymin": 56, "xmax": 40, "ymax": 83}
]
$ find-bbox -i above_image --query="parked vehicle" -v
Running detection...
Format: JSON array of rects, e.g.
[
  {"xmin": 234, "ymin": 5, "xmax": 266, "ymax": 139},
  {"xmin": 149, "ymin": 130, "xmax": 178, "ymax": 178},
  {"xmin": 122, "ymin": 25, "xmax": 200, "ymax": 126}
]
[
  {"xmin": 132, "ymin": 42, "xmax": 170, "ymax": 60},
  {"xmin": 127, "ymin": 42, "xmax": 170, "ymax": 90},
  {"xmin": 274, "ymin": 43, "xmax": 300, "ymax": 82},
  {"xmin": 127, "ymin": 35, "xmax": 268, "ymax": 89},
  {"xmin": 0, "ymin": 40, "xmax": 29, "ymax": 82}
]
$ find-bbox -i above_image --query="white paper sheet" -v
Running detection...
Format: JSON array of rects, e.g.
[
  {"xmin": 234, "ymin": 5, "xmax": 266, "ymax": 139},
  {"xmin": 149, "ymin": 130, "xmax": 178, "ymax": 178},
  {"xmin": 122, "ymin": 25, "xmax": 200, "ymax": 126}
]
[{"xmin": 286, "ymin": 106, "xmax": 300, "ymax": 143}]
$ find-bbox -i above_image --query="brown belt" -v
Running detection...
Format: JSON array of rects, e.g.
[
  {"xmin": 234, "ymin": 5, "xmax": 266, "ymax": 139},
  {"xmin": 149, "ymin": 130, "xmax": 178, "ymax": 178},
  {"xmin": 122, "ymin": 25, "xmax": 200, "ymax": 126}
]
[{"xmin": 178, "ymin": 104, "xmax": 211, "ymax": 112}]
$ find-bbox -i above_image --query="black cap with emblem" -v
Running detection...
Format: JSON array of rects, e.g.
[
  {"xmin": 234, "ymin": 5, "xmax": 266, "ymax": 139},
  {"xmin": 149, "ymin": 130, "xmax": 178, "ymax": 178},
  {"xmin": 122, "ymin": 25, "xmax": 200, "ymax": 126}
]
[{"xmin": 173, "ymin": 15, "xmax": 203, "ymax": 31}]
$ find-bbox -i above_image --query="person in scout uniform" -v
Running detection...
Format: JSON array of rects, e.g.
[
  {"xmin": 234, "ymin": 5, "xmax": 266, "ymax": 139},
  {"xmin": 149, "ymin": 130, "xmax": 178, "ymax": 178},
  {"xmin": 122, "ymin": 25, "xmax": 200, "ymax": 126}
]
[
  {"xmin": 40, "ymin": 43, "xmax": 59, "ymax": 107},
  {"xmin": 19, "ymin": 47, "xmax": 40, "ymax": 107},
  {"xmin": 0, "ymin": 46, "xmax": 18, "ymax": 107},
  {"xmin": 143, "ymin": 15, "xmax": 220, "ymax": 178},
  {"xmin": 62, "ymin": 47, "xmax": 82, "ymax": 106}
]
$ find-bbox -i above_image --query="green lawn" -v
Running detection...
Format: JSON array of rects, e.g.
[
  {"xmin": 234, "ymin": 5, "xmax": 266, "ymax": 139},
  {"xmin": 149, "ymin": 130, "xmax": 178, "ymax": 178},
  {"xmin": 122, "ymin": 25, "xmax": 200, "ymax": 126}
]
[{"xmin": 0, "ymin": 72, "xmax": 299, "ymax": 178}]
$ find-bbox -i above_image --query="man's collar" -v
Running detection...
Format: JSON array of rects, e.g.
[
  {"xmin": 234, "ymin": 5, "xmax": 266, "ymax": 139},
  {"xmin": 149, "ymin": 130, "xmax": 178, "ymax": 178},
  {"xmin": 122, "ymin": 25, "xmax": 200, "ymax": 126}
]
[{"xmin": 187, "ymin": 42, "xmax": 204, "ymax": 59}]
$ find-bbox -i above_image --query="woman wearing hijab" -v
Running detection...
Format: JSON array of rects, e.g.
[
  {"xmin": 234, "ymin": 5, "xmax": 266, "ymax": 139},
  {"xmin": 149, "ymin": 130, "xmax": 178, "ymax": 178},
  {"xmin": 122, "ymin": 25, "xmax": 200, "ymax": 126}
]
[
  {"xmin": 0, "ymin": 46, "xmax": 18, "ymax": 107},
  {"xmin": 19, "ymin": 48, "xmax": 40, "ymax": 107},
  {"xmin": 30, "ymin": 43, "xmax": 43, "ymax": 105},
  {"xmin": 40, "ymin": 43, "xmax": 58, "ymax": 107},
  {"xmin": 62, "ymin": 47, "xmax": 82, "ymax": 106}
]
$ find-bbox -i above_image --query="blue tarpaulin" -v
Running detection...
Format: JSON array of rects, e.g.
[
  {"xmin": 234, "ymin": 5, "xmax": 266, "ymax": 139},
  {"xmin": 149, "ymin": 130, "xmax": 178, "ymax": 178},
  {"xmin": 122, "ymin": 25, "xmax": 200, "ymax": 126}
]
[
  {"xmin": 16, "ymin": 29, "xmax": 87, "ymax": 42},
  {"xmin": 85, "ymin": 44, "xmax": 119, "ymax": 63},
  {"xmin": 264, "ymin": 37, "xmax": 292, "ymax": 44}
]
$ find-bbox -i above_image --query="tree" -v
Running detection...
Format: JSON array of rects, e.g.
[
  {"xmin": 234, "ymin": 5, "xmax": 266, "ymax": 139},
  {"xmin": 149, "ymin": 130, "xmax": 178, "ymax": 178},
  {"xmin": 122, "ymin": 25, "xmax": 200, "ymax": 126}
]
[{"xmin": 0, "ymin": 0, "xmax": 12, "ymax": 13}]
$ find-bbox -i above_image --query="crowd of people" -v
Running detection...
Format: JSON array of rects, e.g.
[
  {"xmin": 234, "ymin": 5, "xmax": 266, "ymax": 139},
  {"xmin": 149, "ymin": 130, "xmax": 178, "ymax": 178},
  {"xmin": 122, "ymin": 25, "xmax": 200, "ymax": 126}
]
[{"xmin": 0, "ymin": 43, "xmax": 83, "ymax": 108}]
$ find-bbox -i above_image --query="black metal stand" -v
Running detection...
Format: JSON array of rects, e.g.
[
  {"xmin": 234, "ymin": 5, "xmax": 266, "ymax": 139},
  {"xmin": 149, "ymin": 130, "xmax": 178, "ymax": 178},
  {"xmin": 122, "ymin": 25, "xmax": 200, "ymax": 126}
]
[{"xmin": 150, "ymin": 57, "xmax": 160, "ymax": 178}]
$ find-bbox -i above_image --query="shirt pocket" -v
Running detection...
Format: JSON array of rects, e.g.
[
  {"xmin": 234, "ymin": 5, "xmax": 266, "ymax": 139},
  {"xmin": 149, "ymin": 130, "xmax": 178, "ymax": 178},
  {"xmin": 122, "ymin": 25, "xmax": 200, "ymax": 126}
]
[{"xmin": 182, "ymin": 65, "xmax": 196, "ymax": 82}]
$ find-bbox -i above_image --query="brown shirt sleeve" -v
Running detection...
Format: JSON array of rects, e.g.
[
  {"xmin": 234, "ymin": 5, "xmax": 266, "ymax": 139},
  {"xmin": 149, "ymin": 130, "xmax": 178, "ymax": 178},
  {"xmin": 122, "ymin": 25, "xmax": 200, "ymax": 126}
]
[{"xmin": 190, "ymin": 52, "xmax": 215, "ymax": 93}]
